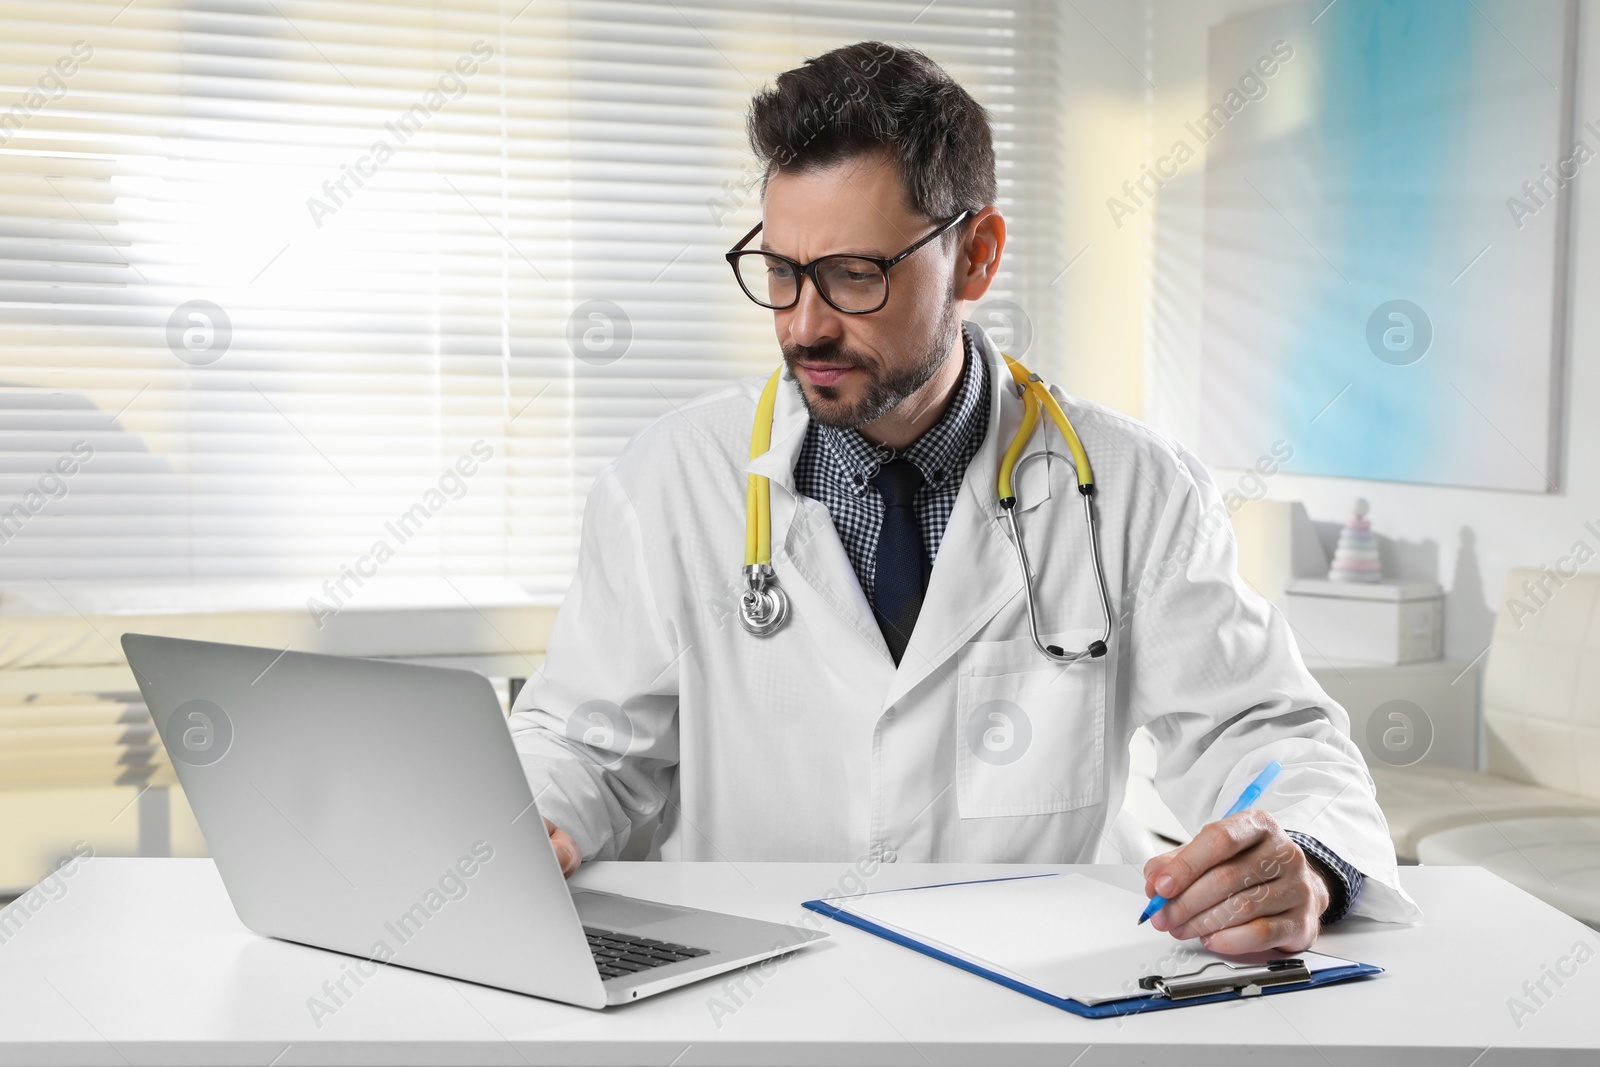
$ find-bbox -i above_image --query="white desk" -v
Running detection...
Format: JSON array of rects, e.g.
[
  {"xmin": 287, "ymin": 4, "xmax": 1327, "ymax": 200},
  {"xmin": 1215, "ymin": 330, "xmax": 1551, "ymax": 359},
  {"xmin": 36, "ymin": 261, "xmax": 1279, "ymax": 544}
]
[{"xmin": 0, "ymin": 859, "xmax": 1595, "ymax": 1065}]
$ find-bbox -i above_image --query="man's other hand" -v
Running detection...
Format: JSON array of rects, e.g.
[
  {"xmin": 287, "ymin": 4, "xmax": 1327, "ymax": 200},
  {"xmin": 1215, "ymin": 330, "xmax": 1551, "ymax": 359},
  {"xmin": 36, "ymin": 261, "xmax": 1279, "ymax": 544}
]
[
  {"xmin": 545, "ymin": 818, "xmax": 581, "ymax": 877},
  {"xmin": 1141, "ymin": 810, "xmax": 1331, "ymax": 954}
]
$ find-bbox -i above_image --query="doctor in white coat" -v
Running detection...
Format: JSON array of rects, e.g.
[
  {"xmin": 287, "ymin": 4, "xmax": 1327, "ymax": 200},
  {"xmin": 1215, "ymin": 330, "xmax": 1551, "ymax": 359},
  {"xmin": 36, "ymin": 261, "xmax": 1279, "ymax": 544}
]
[{"xmin": 510, "ymin": 40, "xmax": 1420, "ymax": 953}]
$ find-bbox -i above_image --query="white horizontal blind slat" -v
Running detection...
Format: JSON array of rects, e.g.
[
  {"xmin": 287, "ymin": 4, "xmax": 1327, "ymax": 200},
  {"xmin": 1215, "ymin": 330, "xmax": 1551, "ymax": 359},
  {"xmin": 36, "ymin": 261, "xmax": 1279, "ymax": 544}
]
[{"xmin": 0, "ymin": 0, "xmax": 1044, "ymax": 596}]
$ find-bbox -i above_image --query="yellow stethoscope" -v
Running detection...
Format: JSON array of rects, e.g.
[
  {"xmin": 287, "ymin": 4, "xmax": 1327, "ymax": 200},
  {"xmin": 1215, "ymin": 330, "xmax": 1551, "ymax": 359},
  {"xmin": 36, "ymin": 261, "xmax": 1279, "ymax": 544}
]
[{"xmin": 739, "ymin": 354, "xmax": 1113, "ymax": 665}]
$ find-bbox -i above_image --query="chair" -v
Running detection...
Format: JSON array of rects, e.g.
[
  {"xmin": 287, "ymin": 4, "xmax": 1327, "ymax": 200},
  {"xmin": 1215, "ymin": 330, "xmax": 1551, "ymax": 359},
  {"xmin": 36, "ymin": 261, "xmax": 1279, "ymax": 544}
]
[{"xmin": 1396, "ymin": 568, "xmax": 1600, "ymax": 924}]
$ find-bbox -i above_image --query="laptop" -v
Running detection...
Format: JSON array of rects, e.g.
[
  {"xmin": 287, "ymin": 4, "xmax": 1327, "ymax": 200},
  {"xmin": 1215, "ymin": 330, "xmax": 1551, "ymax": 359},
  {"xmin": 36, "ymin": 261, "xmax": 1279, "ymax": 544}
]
[{"xmin": 121, "ymin": 633, "xmax": 825, "ymax": 1009}]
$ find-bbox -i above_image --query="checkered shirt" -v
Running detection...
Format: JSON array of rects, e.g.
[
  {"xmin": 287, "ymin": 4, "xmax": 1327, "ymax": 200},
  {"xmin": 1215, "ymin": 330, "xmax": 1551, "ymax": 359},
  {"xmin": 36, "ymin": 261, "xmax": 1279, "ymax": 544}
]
[{"xmin": 791, "ymin": 327, "xmax": 988, "ymax": 605}]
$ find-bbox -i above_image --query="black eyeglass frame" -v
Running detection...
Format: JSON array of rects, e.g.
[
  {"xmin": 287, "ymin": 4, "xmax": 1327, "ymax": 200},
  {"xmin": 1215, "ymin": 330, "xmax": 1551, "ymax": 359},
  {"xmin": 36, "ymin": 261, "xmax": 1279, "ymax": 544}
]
[{"xmin": 724, "ymin": 209, "xmax": 974, "ymax": 315}]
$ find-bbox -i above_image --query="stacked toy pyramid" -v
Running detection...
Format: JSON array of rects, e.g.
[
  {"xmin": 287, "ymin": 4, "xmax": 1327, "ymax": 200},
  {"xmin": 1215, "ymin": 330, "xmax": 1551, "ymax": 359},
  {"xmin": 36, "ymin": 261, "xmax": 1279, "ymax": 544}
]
[{"xmin": 1328, "ymin": 498, "xmax": 1382, "ymax": 583}]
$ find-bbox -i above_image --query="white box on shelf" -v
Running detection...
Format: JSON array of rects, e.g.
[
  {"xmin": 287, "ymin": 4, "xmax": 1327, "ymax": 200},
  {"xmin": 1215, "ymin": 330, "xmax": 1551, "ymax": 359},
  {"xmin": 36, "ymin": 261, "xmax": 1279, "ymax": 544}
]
[{"xmin": 1284, "ymin": 578, "xmax": 1444, "ymax": 665}]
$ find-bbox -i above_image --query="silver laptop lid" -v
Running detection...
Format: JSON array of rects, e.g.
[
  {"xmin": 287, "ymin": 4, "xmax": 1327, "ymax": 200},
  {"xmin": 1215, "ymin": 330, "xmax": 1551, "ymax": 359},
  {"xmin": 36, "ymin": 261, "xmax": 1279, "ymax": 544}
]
[{"xmin": 122, "ymin": 633, "xmax": 608, "ymax": 1008}]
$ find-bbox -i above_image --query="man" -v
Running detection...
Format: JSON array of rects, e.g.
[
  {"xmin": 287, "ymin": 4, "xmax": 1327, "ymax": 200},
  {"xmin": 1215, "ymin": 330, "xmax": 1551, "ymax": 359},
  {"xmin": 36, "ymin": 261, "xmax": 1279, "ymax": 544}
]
[{"xmin": 511, "ymin": 41, "xmax": 1419, "ymax": 954}]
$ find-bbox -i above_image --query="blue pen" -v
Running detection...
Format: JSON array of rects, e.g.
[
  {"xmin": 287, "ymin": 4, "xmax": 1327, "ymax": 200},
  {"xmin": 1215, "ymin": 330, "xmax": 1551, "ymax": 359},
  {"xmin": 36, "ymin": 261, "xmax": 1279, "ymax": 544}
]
[{"xmin": 1137, "ymin": 759, "xmax": 1284, "ymax": 925}]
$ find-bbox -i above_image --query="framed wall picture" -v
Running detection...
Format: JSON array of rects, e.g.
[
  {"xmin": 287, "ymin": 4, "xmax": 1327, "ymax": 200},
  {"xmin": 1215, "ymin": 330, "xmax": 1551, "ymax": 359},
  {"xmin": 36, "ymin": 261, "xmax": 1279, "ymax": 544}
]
[{"xmin": 1199, "ymin": 0, "xmax": 1577, "ymax": 492}]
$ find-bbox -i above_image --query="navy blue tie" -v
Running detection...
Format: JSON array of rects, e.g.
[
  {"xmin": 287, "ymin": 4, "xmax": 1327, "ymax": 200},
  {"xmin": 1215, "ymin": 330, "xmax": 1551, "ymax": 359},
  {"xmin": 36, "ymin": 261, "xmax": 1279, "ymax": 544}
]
[{"xmin": 871, "ymin": 458, "xmax": 930, "ymax": 665}]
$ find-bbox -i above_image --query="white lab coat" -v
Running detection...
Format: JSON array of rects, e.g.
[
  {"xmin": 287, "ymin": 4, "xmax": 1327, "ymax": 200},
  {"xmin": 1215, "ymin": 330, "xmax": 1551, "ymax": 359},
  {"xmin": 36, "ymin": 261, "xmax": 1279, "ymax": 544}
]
[{"xmin": 509, "ymin": 321, "xmax": 1421, "ymax": 924}]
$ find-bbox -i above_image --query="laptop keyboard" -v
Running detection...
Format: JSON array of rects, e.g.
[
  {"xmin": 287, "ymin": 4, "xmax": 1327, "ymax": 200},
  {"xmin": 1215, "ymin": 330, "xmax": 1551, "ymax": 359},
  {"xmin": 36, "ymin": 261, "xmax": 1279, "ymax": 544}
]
[{"xmin": 584, "ymin": 926, "xmax": 712, "ymax": 981}]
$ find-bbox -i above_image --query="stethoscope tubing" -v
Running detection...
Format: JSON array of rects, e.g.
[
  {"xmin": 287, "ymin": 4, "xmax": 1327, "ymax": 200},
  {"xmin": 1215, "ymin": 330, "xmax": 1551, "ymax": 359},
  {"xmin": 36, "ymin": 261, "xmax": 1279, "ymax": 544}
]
[
  {"xmin": 737, "ymin": 356, "xmax": 1114, "ymax": 667},
  {"xmin": 1003, "ymin": 449, "xmax": 1113, "ymax": 663}
]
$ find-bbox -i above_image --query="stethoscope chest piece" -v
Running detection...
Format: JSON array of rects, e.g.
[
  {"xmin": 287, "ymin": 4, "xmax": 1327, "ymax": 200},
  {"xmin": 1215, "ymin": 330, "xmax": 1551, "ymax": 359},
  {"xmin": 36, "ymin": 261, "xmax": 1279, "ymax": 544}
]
[{"xmin": 738, "ymin": 563, "xmax": 789, "ymax": 636}]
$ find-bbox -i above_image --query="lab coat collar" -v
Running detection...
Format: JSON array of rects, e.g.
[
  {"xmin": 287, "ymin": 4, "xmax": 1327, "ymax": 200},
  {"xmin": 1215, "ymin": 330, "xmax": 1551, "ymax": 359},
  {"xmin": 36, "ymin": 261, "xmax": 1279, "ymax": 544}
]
[{"xmin": 742, "ymin": 363, "xmax": 807, "ymax": 493}]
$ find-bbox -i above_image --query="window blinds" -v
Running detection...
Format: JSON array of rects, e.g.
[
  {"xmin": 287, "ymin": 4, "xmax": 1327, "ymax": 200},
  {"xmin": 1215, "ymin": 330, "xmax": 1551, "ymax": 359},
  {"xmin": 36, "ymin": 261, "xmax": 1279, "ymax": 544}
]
[{"xmin": 0, "ymin": 0, "xmax": 1059, "ymax": 599}]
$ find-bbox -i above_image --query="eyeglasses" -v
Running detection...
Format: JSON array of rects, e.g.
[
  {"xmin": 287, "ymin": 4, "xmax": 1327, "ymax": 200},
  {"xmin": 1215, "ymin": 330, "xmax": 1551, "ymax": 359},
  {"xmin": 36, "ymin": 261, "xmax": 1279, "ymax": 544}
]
[{"xmin": 725, "ymin": 209, "xmax": 973, "ymax": 315}]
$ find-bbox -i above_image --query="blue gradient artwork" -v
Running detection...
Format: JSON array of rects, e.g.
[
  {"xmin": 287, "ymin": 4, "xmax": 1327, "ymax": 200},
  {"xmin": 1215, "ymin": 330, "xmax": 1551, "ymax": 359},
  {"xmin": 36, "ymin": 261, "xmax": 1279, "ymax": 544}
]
[{"xmin": 1199, "ymin": 0, "xmax": 1574, "ymax": 491}]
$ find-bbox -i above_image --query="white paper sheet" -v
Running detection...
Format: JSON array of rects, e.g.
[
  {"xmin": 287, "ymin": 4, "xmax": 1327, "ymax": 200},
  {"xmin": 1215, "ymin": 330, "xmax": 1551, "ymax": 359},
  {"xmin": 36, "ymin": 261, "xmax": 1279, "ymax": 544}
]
[{"xmin": 825, "ymin": 873, "xmax": 1357, "ymax": 1005}]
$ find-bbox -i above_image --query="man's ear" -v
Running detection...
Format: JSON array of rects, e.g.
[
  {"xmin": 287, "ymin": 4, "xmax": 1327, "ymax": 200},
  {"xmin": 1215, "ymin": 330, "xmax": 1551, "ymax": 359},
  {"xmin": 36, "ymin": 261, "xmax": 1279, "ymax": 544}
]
[{"xmin": 956, "ymin": 206, "xmax": 1005, "ymax": 302}]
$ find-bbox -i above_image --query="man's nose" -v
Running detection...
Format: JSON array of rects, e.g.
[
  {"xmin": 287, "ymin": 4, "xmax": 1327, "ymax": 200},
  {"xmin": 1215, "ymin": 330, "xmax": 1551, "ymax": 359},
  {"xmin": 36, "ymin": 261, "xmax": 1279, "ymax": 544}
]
[{"xmin": 784, "ymin": 277, "xmax": 843, "ymax": 349}]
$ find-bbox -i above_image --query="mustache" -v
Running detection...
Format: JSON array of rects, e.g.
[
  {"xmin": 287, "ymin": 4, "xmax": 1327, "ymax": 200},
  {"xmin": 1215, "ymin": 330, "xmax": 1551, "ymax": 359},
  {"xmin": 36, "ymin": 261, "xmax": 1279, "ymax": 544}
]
[{"xmin": 782, "ymin": 341, "xmax": 874, "ymax": 371}]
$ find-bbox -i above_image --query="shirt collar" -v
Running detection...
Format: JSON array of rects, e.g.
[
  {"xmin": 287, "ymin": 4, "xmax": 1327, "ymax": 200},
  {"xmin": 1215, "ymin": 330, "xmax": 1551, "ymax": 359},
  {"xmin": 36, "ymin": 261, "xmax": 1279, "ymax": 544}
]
[{"xmin": 817, "ymin": 326, "xmax": 987, "ymax": 496}]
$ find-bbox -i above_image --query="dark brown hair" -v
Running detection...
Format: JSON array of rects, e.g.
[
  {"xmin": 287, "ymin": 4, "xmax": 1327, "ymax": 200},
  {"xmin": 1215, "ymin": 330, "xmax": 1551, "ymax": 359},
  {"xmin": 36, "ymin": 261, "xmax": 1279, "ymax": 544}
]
[{"xmin": 746, "ymin": 41, "xmax": 996, "ymax": 225}]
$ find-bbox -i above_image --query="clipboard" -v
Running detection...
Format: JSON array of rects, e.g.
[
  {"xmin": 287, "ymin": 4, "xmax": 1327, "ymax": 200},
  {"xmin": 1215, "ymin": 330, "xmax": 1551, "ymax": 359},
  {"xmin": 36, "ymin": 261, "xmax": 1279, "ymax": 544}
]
[{"xmin": 802, "ymin": 873, "xmax": 1383, "ymax": 1019}]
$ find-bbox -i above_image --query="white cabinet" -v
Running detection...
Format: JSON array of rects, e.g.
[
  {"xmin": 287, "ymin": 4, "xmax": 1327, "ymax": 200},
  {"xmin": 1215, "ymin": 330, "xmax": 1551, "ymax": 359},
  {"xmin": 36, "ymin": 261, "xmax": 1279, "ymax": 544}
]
[
  {"xmin": 1285, "ymin": 579, "xmax": 1445, "ymax": 665},
  {"xmin": 1304, "ymin": 656, "xmax": 1480, "ymax": 771}
]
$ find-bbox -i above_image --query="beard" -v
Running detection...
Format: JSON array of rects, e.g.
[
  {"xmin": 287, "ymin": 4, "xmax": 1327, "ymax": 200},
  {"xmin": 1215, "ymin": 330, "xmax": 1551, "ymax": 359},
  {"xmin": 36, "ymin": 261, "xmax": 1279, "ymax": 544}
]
[{"xmin": 783, "ymin": 291, "xmax": 962, "ymax": 431}]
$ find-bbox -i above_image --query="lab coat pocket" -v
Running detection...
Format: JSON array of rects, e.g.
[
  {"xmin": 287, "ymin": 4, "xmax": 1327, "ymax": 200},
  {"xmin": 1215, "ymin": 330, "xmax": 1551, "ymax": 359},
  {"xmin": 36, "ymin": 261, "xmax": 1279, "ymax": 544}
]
[{"xmin": 955, "ymin": 629, "xmax": 1106, "ymax": 819}]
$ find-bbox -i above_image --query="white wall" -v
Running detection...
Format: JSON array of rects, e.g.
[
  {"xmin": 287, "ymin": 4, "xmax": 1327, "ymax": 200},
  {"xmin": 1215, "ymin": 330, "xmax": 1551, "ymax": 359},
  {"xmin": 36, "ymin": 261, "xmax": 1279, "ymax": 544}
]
[{"xmin": 1140, "ymin": 0, "xmax": 1597, "ymax": 666}]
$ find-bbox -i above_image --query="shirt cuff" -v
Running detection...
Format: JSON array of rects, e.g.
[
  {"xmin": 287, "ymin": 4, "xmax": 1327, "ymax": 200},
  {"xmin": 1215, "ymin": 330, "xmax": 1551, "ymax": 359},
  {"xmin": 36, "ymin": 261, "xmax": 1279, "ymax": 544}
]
[{"xmin": 1285, "ymin": 830, "xmax": 1365, "ymax": 925}]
